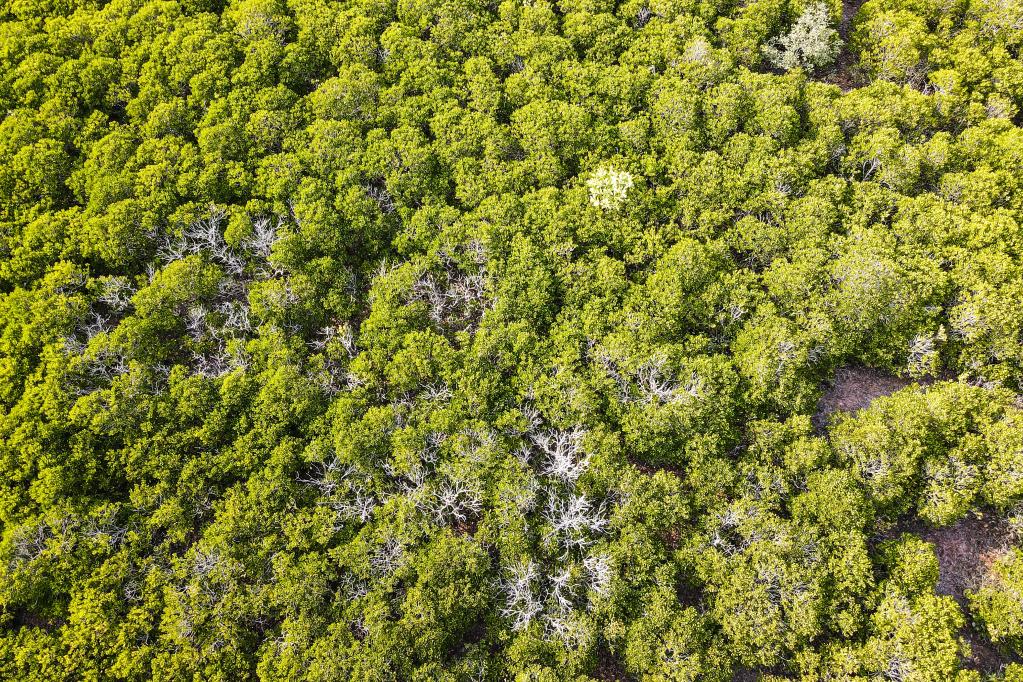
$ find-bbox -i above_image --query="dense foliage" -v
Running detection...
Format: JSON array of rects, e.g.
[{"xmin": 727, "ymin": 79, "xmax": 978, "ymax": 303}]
[{"xmin": 3, "ymin": 0, "xmax": 1023, "ymax": 677}]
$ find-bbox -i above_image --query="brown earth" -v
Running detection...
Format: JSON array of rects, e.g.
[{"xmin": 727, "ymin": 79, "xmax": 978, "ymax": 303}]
[
  {"xmin": 821, "ymin": 0, "xmax": 869, "ymax": 92},
  {"xmin": 812, "ymin": 365, "xmax": 915, "ymax": 432},
  {"xmin": 814, "ymin": 367, "xmax": 1017, "ymax": 672},
  {"xmin": 921, "ymin": 514, "xmax": 1010, "ymax": 604},
  {"xmin": 881, "ymin": 513, "xmax": 1019, "ymax": 674},
  {"xmin": 921, "ymin": 514, "xmax": 1016, "ymax": 674},
  {"xmin": 593, "ymin": 645, "xmax": 635, "ymax": 681}
]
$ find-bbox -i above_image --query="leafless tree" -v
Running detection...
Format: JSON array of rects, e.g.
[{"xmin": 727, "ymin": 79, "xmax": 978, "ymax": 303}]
[
  {"xmin": 369, "ymin": 538, "xmax": 405, "ymax": 577},
  {"xmin": 583, "ymin": 552, "xmax": 612, "ymax": 598},
  {"xmin": 186, "ymin": 305, "xmax": 209, "ymax": 341},
  {"xmin": 365, "ymin": 183, "xmax": 396, "ymax": 214},
  {"xmin": 217, "ymin": 300, "xmax": 252, "ymax": 334},
  {"xmin": 907, "ymin": 332, "xmax": 938, "ymax": 377},
  {"xmin": 84, "ymin": 509, "xmax": 130, "ymax": 546},
  {"xmin": 81, "ymin": 311, "xmax": 113, "ymax": 339},
  {"xmin": 636, "ymin": 356, "xmax": 703, "ymax": 404},
  {"xmin": 409, "ymin": 249, "xmax": 491, "ymax": 334},
  {"xmin": 244, "ymin": 216, "xmax": 282, "ymax": 262},
  {"xmin": 427, "ymin": 478, "xmax": 483, "ymax": 526},
  {"xmin": 123, "ymin": 580, "xmax": 143, "ymax": 602},
  {"xmin": 544, "ymin": 492, "xmax": 608, "ymax": 553},
  {"xmin": 98, "ymin": 277, "xmax": 135, "ymax": 312},
  {"xmin": 9, "ymin": 522, "xmax": 51, "ymax": 569},
  {"xmin": 549, "ymin": 566, "xmax": 577, "ymax": 615},
  {"xmin": 334, "ymin": 487, "xmax": 378, "ymax": 525},
  {"xmin": 420, "ymin": 432, "xmax": 447, "ymax": 466},
  {"xmin": 532, "ymin": 427, "xmax": 590, "ymax": 484},
  {"xmin": 501, "ymin": 560, "xmax": 542, "ymax": 630},
  {"xmin": 297, "ymin": 454, "xmax": 355, "ymax": 499}
]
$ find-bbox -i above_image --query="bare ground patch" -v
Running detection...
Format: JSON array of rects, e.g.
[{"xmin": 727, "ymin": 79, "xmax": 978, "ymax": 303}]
[
  {"xmin": 923, "ymin": 514, "xmax": 1017, "ymax": 673},
  {"xmin": 882, "ymin": 513, "xmax": 1019, "ymax": 674},
  {"xmin": 838, "ymin": 0, "xmax": 865, "ymax": 43},
  {"xmin": 821, "ymin": 0, "xmax": 868, "ymax": 92},
  {"xmin": 814, "ymin": 364, "xmax": 1018, "ymax": 672},
  {"xmin": 593, "ymin": 645, "xmax": 635, "ymax": 681},
  {"xmin": 812, "ymin": 365, "xmax": 915, "ymax": 432},
  {"xmin": 919, "ymin": 513, "xmax": 1011, "ymax": 604}
]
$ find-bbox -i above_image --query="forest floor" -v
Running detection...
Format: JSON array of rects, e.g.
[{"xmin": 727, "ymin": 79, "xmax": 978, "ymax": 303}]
[
  {"xmin": 889, "ymin": 513, "xmax": 1018, "ymax": 673},
  {"xmin": 624, "ymin": 364, "xmax": 1015, "ymax": 681},
  {"xmin": 815, "ymin": 366, "xmax": 1018, "ymax": 672},
  {"xmin": 822, "ymin": 0, "xmax": 868, "ymax": 92},
  {"xmin": 924, "ymin": 517, "xmax": 1010, "ymax": 670},
  {"xmin": 812, "ymin": 365, "xmax": 915, "ymax": 431},
  {"xmin": 923, "ymin": 514, "xmax": 1010, "ymax": 606}
]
